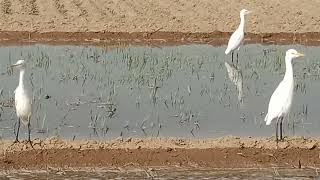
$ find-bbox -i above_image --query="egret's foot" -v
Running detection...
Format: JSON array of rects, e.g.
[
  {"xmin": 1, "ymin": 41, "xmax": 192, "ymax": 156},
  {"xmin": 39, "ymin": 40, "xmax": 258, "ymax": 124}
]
[
  {"xmin": 27, "ymin": 139, "xmax": 34, "ymax": 148},
  {"xmin": 280, "ymin": 136, "xmax": 285, "ymax": 141},
  {"xmin": 11, "ymin": 139, "xmax": 20, "ymax": 147}
]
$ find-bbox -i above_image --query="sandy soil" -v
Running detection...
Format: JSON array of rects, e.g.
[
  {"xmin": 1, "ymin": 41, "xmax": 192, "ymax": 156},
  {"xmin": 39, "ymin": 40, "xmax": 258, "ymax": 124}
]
[
  {"xmin": 1, "ymin": 136, "xmax": 320, "ymax": 169},
  {"xmin": 0, "ymin": 0, "xmax": 319, "ymax": 33},
  {"xmin": 0, "ymin": 1, "xmax": 318, "ymax": 45}
]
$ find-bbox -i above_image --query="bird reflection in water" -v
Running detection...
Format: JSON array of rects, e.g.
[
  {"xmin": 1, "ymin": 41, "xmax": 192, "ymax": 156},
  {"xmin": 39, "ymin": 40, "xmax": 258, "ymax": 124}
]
[{"xmin": 224, "ymin": 62, "xmax": 244, "ymax": 104}]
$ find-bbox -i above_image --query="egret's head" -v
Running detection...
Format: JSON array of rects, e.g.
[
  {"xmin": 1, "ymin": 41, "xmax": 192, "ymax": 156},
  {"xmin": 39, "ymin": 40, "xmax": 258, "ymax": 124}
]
[
  {"xmin": 11, "ymin": 59, "xmax": 26, "ymax": 69},
  {"xmin": 240, "ymin": 9, "xmax": 250, "ymax": 16},
  {"xmin": 286, "ymin": 49, "xmax": 305, "ymax": 60}
]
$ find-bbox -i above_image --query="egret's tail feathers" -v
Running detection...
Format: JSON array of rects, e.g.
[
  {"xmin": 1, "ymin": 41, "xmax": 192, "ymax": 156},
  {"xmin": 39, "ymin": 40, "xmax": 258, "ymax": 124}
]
[
  {"xmin": 225, "ymin": 48, "xmax": 231, "ymax": 55},
  {"xmin": 264, "ymin": 114, "xmax": 272, "ymax": 125}
]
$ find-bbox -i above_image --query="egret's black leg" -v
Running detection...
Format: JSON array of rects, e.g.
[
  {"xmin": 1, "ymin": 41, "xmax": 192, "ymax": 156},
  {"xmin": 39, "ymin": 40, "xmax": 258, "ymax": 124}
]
[
  {"xmin": 231, "ymin": 52, "xmax": 234, "ymax": 63},
  {"xmin": 276, "ymin": 118, "xmax": 280, "ymax": 144},
  {"xmin": 27, "ymin": 123, "xmax": 31, "ymax": 142},
  {"xmin": 280, "ymin": 117, "xmax": 284, "ymax": 140},
  {"xmin": 236, "ymin": 52, "xmax": 239, "ymax": 64},
  {"xmin": 27, "ymin": 118, "xmax": 33, "ymax": 148},
  {"xmin": 14, "ymin": 118, "xmax": 20, "ymax": 143}
]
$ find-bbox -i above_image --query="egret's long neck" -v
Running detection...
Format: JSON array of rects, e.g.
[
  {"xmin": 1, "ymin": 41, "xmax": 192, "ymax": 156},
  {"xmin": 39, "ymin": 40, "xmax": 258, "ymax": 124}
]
[
  {"xmin": 283, "ymin": 56, "xmax": 293, "ymax": 83},
  {"xmin": 18, "ymin": 69, "xmax": 25, "ymax": 89},
  {"xmin": 238, "ymin": 14, "xmax": 245, "ymax": 31}
]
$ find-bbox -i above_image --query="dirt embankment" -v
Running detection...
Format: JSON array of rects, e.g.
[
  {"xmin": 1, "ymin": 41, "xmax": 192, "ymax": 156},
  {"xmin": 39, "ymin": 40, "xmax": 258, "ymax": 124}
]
[
  {"xmin": 0, "ymin": 0, "xmax": 318, "ymax": 33},
  {"xmin": 0, "ymin": 31, "xmax": 320, "ymax": 46},
  {"xmin": 0, "ymin": 0, "xmax": 319, "ymax": 45},
  {"xmin": 1, "ymin": 136, "xmax": 320, "ymax": 169}
]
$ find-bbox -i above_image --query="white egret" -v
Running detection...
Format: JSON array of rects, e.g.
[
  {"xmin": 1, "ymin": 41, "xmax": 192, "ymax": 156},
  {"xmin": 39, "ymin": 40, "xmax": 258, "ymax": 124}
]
[
  {"xmin": 225, "ymin": 9, "xmax": 250, "ymax": 62},
  {"xmin": 264, "ymin": 49, "xmax": 304, "ymax": 142},
  {"xmin": 11, "ymin": 60, "xmax": 32, "ymax": 144}
]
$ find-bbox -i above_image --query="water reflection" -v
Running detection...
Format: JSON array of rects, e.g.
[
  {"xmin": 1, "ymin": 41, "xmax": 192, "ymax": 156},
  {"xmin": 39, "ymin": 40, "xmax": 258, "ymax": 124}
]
[{"xmin": 224, "ymin": 62, "xmax": 244, "ymax": 104}]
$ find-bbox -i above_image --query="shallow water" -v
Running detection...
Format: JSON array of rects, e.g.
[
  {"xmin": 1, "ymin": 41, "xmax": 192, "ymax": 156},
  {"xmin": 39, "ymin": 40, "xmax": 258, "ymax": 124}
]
[
  {"xmin": 1, "ymin": 167, "xmax": 320, "ymax": 179},
  {"xmin": 0, "ymin": 43, "xmax": 318, "ymax": 139}
]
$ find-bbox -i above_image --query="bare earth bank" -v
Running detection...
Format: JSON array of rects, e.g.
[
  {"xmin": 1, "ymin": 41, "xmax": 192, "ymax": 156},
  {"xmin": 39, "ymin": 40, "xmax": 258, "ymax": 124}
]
[
  {"xmin": 0, "ymin": 0, "xmax": 319, "ymax": 33},
  {"xmin": 0, "ymin": 136, "xmax": 319, "ymax": 169}
]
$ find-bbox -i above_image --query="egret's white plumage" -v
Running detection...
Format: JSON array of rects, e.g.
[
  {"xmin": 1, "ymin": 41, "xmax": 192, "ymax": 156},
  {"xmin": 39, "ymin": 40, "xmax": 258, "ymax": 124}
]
[
  {"xmin": 225, "ymin": 9, "xmax": 250, "ymax": 56},
  {"xmin": 11, "ymin": 59, "xmax": 32, "ymax": 143},
  {"xmin": 264, "ymin": 49, "xmax": 304, "ymax": 141}
]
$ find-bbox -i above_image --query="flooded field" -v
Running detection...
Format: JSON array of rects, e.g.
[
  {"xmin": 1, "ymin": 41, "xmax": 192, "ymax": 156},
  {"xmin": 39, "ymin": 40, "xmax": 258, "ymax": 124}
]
[
  {"xmin": 0, "ymin": 43, "xmax": 318, "ymax": 140},
  {"xmin": 0, "ymin": 43, "xmax": 320, "ymax": 179}
]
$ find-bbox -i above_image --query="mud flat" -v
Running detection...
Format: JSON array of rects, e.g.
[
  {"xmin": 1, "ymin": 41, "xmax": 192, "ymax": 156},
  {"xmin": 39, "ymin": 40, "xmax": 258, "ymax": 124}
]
[
  {"xmin": 0, "ymin": 136, "xmax": 319, "ymax": 169},
  {"xmin": 1, "ymin": 31, "xmax": 320, "ymax": 46}
]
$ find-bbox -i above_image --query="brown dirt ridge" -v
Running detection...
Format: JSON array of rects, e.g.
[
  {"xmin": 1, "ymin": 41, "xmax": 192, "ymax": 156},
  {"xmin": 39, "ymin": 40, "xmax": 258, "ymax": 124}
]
[
  {"xmin": 0, "ymin": 0, "xmax": 318, "ymax": 45},
  {"xmin": 0, "ymin": 0, "xmax": 318, "ymax": 33},
  {"xmin": 0, "ymin": 31, "xmax": 319, "ymax": 46},
  {"xmin": 1, "ymin": 136, "xmax": 320, "ymax": 169}
]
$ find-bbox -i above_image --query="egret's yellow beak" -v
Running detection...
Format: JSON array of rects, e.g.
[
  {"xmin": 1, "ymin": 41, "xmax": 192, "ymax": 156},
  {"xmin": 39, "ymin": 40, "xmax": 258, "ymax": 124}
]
[{"xmin": 295, "ymin": 52, "xmax": 305, "ymax": 57}]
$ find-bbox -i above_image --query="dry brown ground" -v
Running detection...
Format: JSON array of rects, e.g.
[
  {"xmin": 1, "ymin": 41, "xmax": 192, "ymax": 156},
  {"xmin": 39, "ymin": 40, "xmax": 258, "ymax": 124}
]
[
  {"xmin": 1, "ymin": 136, "xmax": 320, "ymax": 169},
  {"xmin": 0, "ymin": 0, "xmax": 318, "ymax": 45},
  {"xmin": 0, "ymin": 0, "xmax": 320, "ymax": 45},
  {"xmin": 0, "ymin": 0, "xmax": 318, "ymax": 33}
]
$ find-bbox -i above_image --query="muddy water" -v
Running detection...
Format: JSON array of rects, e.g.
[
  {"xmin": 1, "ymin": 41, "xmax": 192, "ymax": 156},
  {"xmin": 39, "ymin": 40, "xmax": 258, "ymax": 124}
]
[
  {"xmin": 0, "ymin": 44, "xmax": 318, "ymax": 139},
  {"xmin": 1, "ymin": 167, "xmax": 319, "ymax": 179}
]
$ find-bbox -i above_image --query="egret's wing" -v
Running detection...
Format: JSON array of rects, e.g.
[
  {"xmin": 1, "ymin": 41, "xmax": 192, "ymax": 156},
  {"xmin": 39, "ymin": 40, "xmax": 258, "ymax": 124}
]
[
  {"xmin": 14, "ymin": 97, "xmax": 18, "ymax": 108},
  {"xmin": 265, "ymin": 81, "xmax": 291, "ymax": 123},
  {"xmin": 226, "ymin": 30, "xmax": 244, "ymax": 52},
  {"xmin": 14, "ymin": 88, "xmax": 19, "ymax": 108}
]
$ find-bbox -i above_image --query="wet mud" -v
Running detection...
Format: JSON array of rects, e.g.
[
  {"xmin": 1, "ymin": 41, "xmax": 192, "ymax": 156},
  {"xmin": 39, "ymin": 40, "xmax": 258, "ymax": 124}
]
[{"xmin": 0, "ymin": 31, "xmax": 320, "ymax": 46}]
